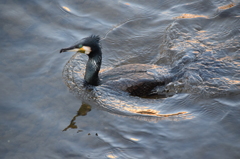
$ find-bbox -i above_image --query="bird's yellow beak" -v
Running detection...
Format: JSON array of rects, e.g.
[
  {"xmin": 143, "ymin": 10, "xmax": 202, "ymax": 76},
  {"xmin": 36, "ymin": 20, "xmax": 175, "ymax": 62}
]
[
  {"xmin": 78, "ymin": 46, "xmax": 91, "ymax": 55},
  {"xmin": 78, "ymin": 47, "xmax": 86, "ymax": 53},
  {"xmin": 60, "ymin": 45, "xmax": 91, "ymax": 54}
]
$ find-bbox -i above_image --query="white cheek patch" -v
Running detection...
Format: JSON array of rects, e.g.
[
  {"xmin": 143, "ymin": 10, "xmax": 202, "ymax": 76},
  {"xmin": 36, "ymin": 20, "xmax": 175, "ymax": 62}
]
[{"xmin": 83, "ymin": 46, "xmax": 91, "ymax": 55}]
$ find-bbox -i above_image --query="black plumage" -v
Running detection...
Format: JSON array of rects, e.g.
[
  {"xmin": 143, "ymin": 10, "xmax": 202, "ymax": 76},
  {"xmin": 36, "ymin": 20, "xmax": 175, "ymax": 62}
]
[{"xmin": 60, "ymin": 35, "xmax": 166, "ymax": 97}]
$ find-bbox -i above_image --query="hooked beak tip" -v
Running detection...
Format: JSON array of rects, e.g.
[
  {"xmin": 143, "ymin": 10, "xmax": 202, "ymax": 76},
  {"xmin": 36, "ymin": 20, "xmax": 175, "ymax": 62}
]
[{"xmin": 60, "ymin": 48, "xmax": 66, "ymax": 53}]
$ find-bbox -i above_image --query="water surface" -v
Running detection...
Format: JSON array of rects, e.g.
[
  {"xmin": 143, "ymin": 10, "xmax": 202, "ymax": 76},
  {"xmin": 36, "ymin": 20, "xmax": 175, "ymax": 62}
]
[{"xmin": 1, "ymin": 0, "xmax": 240, "ymax": 158}]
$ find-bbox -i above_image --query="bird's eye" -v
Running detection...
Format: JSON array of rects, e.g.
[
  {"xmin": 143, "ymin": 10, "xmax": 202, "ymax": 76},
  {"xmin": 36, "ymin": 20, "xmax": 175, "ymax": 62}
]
[{"xmin": 78, "ymin": 45, "xmax": 83, "ymax": 48}]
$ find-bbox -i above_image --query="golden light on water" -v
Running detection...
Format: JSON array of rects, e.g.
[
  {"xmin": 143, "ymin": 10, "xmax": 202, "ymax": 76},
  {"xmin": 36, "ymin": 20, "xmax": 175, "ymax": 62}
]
[
  {"xmin": 218, "ymin": 3, "xmax": 235, "ymax": 10},
  {"xmin": 100, "ymin": 91, "xmax": 195, "ymax": 119},
  {"xmin": 130, "ymin": 138, "xmax": 140, "ymax": 141},
  {"xmin": 174, "ymin": 14, "xmax": 209, "ymax": 19},
  {"xmin": 107, "ymin": 154, "xmax": 117, "ymax": 159},
  {"xmin": 62, "ymin": 6, "xmax": 71, "ymax": 12},
  {"xmin": 136, "ymin": 109, "xmax": 188, "ymax": 117}
]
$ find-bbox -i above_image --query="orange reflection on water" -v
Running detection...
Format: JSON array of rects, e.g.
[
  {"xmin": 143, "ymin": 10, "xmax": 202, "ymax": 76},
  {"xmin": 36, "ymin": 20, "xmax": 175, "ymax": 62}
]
[
  {"xmin": 218, "ymin": 3, "xmax": 235, "ymax": 10},
  {"xmin": 130, "ymin": 138, "xmax": 140, "ymax": 141},
  {"xmin": 105, "ymin": 97, "xmax": 192, "ymax": 120},
  {"xmin": 136, "ymin": 109, "xmax": 188, "ymax": 117},
  {"xmin": 62, "ymin": 6, "xmax": 71, "ymax": 12},
  {"xmin": 107, "ymin": 154, "xmax": 117, "ymax": 159},
  {"xmin": 223, "ymin": 78, "xmax": 240, "ymax": 85},
  {"xmin": 174, "ymin": 14, "xmax": 209, "ymax": 19}
]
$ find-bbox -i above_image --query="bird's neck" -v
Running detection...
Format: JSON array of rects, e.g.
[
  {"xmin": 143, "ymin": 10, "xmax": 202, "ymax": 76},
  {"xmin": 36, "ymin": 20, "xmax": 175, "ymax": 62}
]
[{"xmin": 84, "ymin": 49, "xmax": 102, "ymax": 86}]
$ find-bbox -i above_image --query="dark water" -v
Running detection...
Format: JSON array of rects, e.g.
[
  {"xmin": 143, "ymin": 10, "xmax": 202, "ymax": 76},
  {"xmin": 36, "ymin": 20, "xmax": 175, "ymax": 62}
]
[{"xmin": 1, "ymin": 0, "xmax": 240, "ymax": 158}]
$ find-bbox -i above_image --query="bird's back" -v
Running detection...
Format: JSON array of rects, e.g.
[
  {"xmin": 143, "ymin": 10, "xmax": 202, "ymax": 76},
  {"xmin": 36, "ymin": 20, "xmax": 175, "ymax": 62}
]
[{"xmin": 100, "ymin": 64, "xmax": 169, "ymax": 97}]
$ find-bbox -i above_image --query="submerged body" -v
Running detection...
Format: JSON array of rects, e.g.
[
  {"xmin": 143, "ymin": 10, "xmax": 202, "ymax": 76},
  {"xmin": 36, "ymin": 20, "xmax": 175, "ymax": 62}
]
[
  {"xmin": 60, "ymin": 35, "xmax": 167, "ymax": 97},
  {"xmin": 99, "ymin": 64, "xmax": 166, "ymax": 97}
]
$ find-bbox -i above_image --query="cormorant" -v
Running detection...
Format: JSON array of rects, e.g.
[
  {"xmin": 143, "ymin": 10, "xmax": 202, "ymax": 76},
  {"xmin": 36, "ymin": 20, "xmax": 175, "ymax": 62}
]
[{"xmin": 60, "ymin": 35, "xmax": 167, "ymax": 97}]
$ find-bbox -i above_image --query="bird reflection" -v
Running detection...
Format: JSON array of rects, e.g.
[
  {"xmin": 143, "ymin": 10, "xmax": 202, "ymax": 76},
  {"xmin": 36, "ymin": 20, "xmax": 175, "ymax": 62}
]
[{"xmin": 63, "ymin": 103, "xmax": 91, "ymax": 131}]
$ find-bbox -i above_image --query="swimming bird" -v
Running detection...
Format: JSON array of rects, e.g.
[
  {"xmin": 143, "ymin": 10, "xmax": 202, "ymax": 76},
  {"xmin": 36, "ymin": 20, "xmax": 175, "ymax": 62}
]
[{"xmin": 60, "ymin": 35, "xmax": 167, "ymax": 97}]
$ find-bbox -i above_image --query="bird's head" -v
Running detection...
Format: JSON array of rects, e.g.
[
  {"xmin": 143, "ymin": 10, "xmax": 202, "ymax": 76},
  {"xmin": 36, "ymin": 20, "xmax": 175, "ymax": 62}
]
[{"xmin": 60, "ymin": 35, "xmax": 101, "ymax": 55}]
